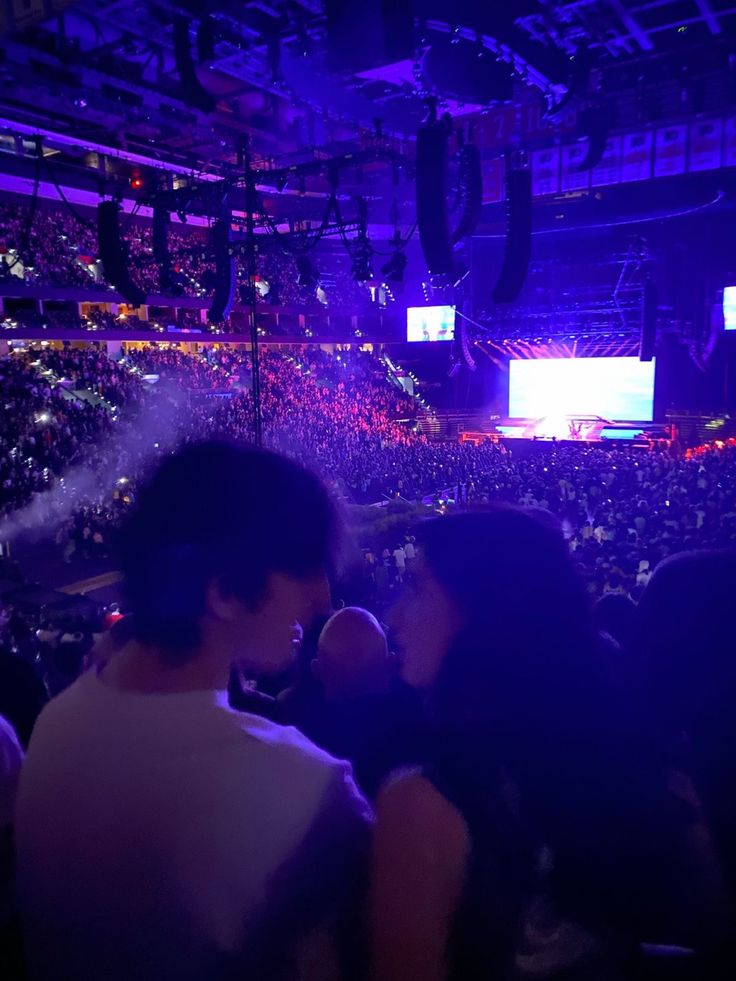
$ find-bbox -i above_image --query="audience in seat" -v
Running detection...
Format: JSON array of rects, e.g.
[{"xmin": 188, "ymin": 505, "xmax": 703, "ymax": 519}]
[
  {"xmin": 15, "ymin": 441, "xmax": 371, "ymax": 981},
  {"xmin": 288, "ymin": 607, "xmax": 426, "ymax": 799},
  {"xmin": 369, "ymin": 509, "xmax": 735, "ymax": 981},
  {"xmin": 0, "ymin": 200, "xmax": 380, "ymax": 312}
]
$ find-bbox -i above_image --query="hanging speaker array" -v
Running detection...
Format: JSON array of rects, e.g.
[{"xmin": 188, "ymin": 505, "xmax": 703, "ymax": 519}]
[
  {"xmin": 451, "ymin": 144, "xmax": 483, "ymax": 246},
  {"xmin": 152, "ymin": 204, "xmax": 172, "ymax": 292},
  {"xmin": 173, "ymin": 17, "xmax": 216, "ymax": 113},
  {"xmin": 416, "ymin": 120, "xmax": 455, "ymax": 279},
  {"xmin": 97, "ymin": 201, "xmax": 145, "ymax": 307},
  {"xmin": 417, "ymin": 122, "xmax": 484, "ymax": 281},
  {"xmin": 457, "ymin": 313, "xmax": 476, "ymax": 371},
  {"xmin": 492, "ymin": 164, "xmax": 532, "ymax": 304},
  {"xmin": 208, "ymin": 216, "xmax": 236, "ymax": 323}
]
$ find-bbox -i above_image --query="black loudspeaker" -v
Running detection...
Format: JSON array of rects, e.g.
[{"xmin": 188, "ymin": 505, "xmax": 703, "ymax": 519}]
[
  {"xmin": 452, "ymin": 143, "xmax": 482, "ymax": 245},
  {"xmin": 97, "ymin": 201, "xmax": 145, "ymax": 306},
  {"xmin": 457, "ymin": 315, "xmax": 476, "ymax": 371},
  {"xmin": 326, "ymin": 0, "xmax": 413, "ymax": 74},
  {"xmin": 492, "ymin": 167, "xmax": 532, "ymax": 304},
  {"xmin": 208, "ymin": 218, "xmax": 236, "ymax": 323},
  {"xmin": 152, "ymin": 204, "xmax": 172, "ymax": 289},
  {"xmin": 640, "ymin": 279, "xmax": 657, "ymax": 362},
  {"xmin": 576, "ymin": 104, "xmax": 613, "ymax": 171},
  {"xmin": 196, "ymin": 14, "xmax": 216, "ymax": 64},
  {"xmin": 173, "ymin": 17, "xmax": 216, "ymax": 113},
  {"xmin": 416, "ymin": 123, "xmax": 454, "ymax": 278}
]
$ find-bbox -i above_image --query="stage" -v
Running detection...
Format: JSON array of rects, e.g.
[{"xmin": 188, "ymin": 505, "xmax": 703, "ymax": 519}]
[{"xmin": 460, "ymin": 415, "xmax": 673, "ymax": 448}]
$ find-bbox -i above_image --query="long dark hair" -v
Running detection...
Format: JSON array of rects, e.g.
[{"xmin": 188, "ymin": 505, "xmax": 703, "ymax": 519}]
[
  {"xmin": 633, "ymin": 549, "xmax": 736, "ymax": 898},
  {"xmin": 420, "ymin": 508, "xmax": 686, "ymax": 932}
]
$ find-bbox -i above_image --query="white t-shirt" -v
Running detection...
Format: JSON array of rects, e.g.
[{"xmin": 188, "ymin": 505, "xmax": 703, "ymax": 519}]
[
  {"xmin": 17, "ymin": 669, "xmax": 371, "ymax": 981},
  {"xmin": 392, "ymin": 548, "xmax": 406, "ymax": 569}
]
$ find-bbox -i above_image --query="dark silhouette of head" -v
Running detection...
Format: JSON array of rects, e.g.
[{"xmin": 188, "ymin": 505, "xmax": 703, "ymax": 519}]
[
  {"xmin": 393, "ymin": 508, "xmax": 686, "ymax": 930},
  {"xmin": 634, "ymin": 549, "xmax": 736, "ymax": 893},
  {"xmin": 119, "ymin": 440, "xmax": 337, "ymax": 664},
  {"xmin": 314, "ymin": 607, "xmax": 391, "ymax": 700},
  {"xmin": 594, "ymin": 592, "xmax": 637, "ymax": 650}
]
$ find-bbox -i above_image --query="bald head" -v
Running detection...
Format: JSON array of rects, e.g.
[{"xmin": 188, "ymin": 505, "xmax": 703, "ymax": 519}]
[{"xmin": 315, "ymin": 607, "xmax": 391, "ymax": 700}]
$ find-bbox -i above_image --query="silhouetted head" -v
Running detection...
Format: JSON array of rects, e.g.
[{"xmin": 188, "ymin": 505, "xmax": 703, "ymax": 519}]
[
  {"xmin": 594, "ymin": 592, "xmax": 637, "ymax": 650},
  {"xmin": 314, "ymin": 607, "xmax": 390, "ymax": 700},
  {"xmin": 634, "ymin": 549, "xmax": 736, "ymax": 894},
  {"xmin": 634, "ymin": 549, "xmax": 736, "ymax": 733},
  {"xmin": 119, "ymin": 440, "xmax": 337, "ymax": 673}
]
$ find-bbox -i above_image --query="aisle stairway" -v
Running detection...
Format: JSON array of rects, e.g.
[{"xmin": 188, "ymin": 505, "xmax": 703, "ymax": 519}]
[{"xmin": 417, "ymin": 409, "xmax": 496, "ymax": 440}]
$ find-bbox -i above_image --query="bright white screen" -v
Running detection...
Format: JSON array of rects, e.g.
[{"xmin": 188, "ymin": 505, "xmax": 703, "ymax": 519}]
[
  {"xmin": 724, "ymin": 286, "xmax": 736, "ymax": 330},
  {"xmin": 407, "ymin": 305, "xmax": 455, "ymax": 342},
  {"xmin": 509, "ymin": 357, "xmax": 656, "ymax": 421}
]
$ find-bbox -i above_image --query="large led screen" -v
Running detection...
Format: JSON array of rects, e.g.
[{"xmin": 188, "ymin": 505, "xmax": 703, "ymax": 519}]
[
  {"xmin": 509, "ymin": 357, "xmax": 656, "ymax": 421},
  {"xmin": 407, "ymin": 305, "xmax": 455, "ymax": 342},
  {"xmin": 724, "ymin": 286, "xmax": 736, "ymax": 330}
]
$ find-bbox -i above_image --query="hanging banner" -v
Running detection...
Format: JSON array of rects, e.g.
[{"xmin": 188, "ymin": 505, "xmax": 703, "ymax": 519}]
[
  {"xmin": 689, "ymin": 119, "xmax": 723, "ymax": 172},
  {"xmin": 474, "ymin": 108, "xmax": 517, "ymax": 151},
  {"xmin": 591, "ymin": 135, "xmax": 622, "ymax": 187},
  {"xmin": 471, "ymin": 103, "xmax": 572, "ymax": 152},
  {"xmin": 654, "ymin": 125, "xmax": 688, "ymax": 177},
  {"xmin": 481, "ymin": 155, "xmax": 505, "ymax": 204},
  {"xmin": 621, "ymin": 131, "xmax": 653, "ymax": 183},
  {"xmin": 560, "ymin": 143, "xmax": 590, "ymax": 191},
  {"xmin": 531, "ymin": 147, "xmax": 560, "ymax": 196},
  {"xmin": 724, "ymin": 116, "xmax": 736, "ymax": 167}
]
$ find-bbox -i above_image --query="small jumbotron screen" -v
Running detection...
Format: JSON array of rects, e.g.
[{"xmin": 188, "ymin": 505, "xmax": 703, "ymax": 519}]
[{"xmin": 406, "ymin": 306, "xmax": 456, "ymax": 343}]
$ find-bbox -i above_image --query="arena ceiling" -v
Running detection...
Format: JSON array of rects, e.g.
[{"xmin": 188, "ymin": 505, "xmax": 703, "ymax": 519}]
[{"xmin": 0, "ymin": 1, "xmax": 734, "ymax": 226}]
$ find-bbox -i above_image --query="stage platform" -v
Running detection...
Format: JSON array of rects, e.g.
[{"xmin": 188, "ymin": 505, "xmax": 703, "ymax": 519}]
[{"xmin": 460, "ymin": 415, "xmax": 673, "ymax": 448}]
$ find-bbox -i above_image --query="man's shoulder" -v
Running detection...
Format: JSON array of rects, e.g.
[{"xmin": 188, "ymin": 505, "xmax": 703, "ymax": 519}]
[
  {"xmin": 236, "ymin": 714, "xmax": 372, "ymax": 823},
  {"xmin": 30, "ymin": 673, "xmax": 88, "ymax": 730},
  {"xmin": 236, "ymin": 712, "xmax": 351, "ymax": 779}
]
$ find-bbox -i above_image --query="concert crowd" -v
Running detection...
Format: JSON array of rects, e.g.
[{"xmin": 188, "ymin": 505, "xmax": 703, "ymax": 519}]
[
  {"xmin": 0, "ymin": 200, "xmax": 375, "ymax": 310},
  {"xmin": 1, "ymin": 342, "xmax": 735, "ymax": 979}
]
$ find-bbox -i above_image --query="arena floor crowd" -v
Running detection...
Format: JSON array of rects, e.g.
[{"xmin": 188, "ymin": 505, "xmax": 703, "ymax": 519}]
[{"xmin": 1, "ymin": 341, "xmax": 735, "ymax": 980}]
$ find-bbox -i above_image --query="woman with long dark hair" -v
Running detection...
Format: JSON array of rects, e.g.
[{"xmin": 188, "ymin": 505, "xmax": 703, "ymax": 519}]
[
  {"xmin": 632, "ymin": 550, "xmax": 736, "ymax": 904},
  {"xmin": 369, "ymin": 509, "xmax": 731, "ymax": 981}
]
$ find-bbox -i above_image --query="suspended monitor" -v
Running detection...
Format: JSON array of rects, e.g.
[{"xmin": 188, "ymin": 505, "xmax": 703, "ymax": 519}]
[
  {"xmin": 407, "ymin": 305, "xmax": 455, "ymax": 342},
  {"xmin": 724, "ymin": 286, "xmax": 736, "ymax": 330},
  {"xmin": 509, "ymin": 356, "xmax": 656, "ymax": 421}
]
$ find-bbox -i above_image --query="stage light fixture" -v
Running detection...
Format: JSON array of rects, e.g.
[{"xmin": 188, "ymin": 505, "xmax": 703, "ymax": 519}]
[
  {"xmin": 296, "ymin": 255, "xmax": 320, "ymax": 289},
  {"xmin": 380, "ymin": 251, "xmax": 407, "ymax": 283},
  {"xmin": 351, "ymin": 253, "xmax": 374, "ymax": 283}
]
